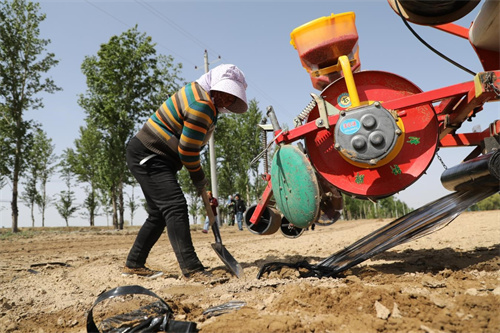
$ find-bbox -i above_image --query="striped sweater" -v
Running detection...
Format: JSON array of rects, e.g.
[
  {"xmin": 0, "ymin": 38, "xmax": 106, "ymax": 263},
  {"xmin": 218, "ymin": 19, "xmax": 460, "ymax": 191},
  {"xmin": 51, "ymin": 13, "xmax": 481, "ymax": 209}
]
[{"xmin": 136, "ymin": 82, "xmax": 217, "ymax": 183}]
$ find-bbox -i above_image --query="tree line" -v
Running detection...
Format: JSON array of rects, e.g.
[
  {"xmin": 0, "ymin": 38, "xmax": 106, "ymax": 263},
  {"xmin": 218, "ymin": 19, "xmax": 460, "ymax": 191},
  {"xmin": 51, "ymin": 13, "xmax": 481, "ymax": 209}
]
[{"xmin": 1, "ymin": 0, "xmax": 497, "ymax": 232}]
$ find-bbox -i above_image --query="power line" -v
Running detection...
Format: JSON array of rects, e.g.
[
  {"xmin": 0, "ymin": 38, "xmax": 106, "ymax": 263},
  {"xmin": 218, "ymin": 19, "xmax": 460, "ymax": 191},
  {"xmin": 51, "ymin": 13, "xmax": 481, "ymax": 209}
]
[
  {"xmin": 133, "ymin": 1, "xmax": 286, "ymax": 111},
  {"xmin": 84, "ymin": 0, "xmax": 129, "ymax": 28},
  {"xmin": 134, "ymin": 0, "xmax": 214, "ymax": 53},
  {"xmin": 84, "ymin": 0, "xmax": 197, "ymax": 68},
  {"xmin": 85, "ymin": 1, "xmax": 285, "ymax": 113}
]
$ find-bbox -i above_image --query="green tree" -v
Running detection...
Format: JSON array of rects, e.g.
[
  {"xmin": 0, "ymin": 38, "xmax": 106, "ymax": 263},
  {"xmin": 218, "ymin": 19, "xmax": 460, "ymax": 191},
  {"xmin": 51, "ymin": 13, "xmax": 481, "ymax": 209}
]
[
  {"xmin": 66, "ymin": 124, "xmax": 103, "ymax": 226},
  {"xmin": 20, "ymin": 176, "xmax": 39, "ymax": 227},
  {"xmin": 78, "ymin": 26, "xmax": 182, "ymax": 229},
  {"xmin": 178, "ymin": 167, "xmax": 201, "ymax": 224},
  {"xmin": 471, "ymin": 193, "xmax": 500, "ymax": 211},
  {"xmin": 0, "ymin": 0, "xmax": 60, "ymax": 232},
  {"xmin": 55, "ymin": 153, "xmax": 79, "ymax": 226},
  {"xmin": 20, "ymin": 126, "xmax": 54, "ymax": 227},
  {"xmin": 34, "ymin": 127, "xmax": 56, "ymax": 227},
  {"xmin": 341, "ymin": 194, "xmax": 411, "ymax": 220},
  {"xmin": 212, "ymin": 99, "xmax": 264, "ymax": 203},
  {"xmin": 80, "ymin": 186, "xmax": 100, "ymax": 226},
  {"xmin": 126, "ymin": 184, "xmax": 139, "ymax": 226}
]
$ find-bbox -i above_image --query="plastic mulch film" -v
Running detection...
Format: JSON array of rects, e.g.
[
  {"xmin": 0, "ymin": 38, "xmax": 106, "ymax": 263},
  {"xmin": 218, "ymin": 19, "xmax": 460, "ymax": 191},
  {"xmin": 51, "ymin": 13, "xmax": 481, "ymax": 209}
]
[
  {"xmin": 86, "ymin": 285, "xmax": 198, "ymax": 333},
  {"xmin": 258, "ymin": 186, "xmax": 498, "ymax": 279}
]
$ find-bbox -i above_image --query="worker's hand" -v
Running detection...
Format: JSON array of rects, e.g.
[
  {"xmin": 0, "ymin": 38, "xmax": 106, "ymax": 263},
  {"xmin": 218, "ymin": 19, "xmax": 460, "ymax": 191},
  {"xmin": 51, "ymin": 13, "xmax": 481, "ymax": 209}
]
[{"xmin": 194, "ymin": 178, "xmax": 208, "ymax": 196}]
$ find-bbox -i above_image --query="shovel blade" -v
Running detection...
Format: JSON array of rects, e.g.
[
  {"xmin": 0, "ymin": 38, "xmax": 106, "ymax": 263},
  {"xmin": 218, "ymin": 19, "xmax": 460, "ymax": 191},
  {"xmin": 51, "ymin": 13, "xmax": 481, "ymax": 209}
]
[{"xmin": 211, "ymin": 243, "xmax": 244, "ymax": 278}]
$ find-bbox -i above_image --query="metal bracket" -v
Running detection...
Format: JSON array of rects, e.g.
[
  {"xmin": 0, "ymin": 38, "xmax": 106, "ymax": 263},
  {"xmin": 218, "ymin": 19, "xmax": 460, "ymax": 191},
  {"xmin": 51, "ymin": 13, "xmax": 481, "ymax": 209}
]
[
  {"xmin": 311, "ymin": 93, "xmax": 329, "ymax": 130},
  {"xmin": 310, "ymin": 93, "xmax": 340, "ymax": 130}
]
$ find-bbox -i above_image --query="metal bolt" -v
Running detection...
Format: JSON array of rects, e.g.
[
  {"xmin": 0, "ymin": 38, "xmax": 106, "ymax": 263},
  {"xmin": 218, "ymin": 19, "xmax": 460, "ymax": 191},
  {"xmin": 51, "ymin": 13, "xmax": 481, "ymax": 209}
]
[
  {"xmin": 395, "ymin": 128, "xmax": 402, "ymax": 135},
  {"xmin": 352, "ymin": 136, "xmax": 366, "ymax": 150},
  {"xmin": 340, "ymin": 111, "xmax": 346, "ymax": 117},
  {"xmin": 369, "ymin": 159, "xmax": 377, "ymax": 165},
  {"xmin": 334, "ymin": 143, "xmax": 341, "ymax": 150},
  {"xmin": 362, "ymin": 115, "xmax": 376, "ymax": 129},
  {"xmin": 374, "ymin": 102, "xmax": 381, "ymax": 107}
]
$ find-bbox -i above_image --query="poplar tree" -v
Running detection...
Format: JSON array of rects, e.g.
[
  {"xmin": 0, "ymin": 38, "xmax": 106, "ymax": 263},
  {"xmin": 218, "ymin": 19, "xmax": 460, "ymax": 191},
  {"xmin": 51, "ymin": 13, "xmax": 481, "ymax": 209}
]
[
  {"xmin": 0, "ymin": 0, "xmax": 60, "ymax": 232},
  {"xmin": 78, "ymin": 26, "xmax": 182, "ymax": 229},
  {"xmin": 20, "ymin": 127, "xmax": 55, "ymax": 227},
  {"xmin": 65, "ymin": 124, "xmax": 103, "ymax": 226},
  {"xmin": 214, "ymin": 99, "xmax": 264, "ymax": 202},
  {"xmin": 55, "ymin": 153, "xmax": 78, "ymax": 226}
]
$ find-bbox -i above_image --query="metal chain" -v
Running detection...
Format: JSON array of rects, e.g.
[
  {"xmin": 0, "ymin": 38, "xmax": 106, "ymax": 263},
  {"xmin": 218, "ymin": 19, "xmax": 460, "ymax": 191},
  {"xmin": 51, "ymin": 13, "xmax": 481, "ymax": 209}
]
[{"xmin": 436, "ymin": 151, "xmax": 448, "ymax": 170}]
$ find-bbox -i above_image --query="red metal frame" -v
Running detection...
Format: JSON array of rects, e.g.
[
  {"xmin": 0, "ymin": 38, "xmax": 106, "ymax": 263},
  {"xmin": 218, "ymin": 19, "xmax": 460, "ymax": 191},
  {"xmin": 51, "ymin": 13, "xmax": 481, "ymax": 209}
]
[
  {"xmin": 434, "ymin": 23, "xmax": 469, "ymax": 39},
  {"xmin": 273, "ymin": 72, "xmax": 499, "ymax": 148},
  {"xmin": 248, "ymin": 173, "xmax": 273, "ymax": 225}
]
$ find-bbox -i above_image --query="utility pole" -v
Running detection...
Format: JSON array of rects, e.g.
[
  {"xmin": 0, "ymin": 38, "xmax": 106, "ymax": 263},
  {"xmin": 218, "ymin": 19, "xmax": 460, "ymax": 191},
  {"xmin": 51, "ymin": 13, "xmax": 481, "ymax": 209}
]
[{"xmin": 200, "ymin": 50, "xmax": 220, "ymax": 223}]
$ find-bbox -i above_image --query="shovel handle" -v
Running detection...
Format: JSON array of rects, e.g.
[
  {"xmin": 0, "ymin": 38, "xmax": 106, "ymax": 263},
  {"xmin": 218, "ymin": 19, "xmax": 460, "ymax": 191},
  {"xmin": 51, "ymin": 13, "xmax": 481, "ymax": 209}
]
[
  {"xmin": 201, "ymin": 191, "xmax": 223, "ymax": 242},
  {"xmin": 201, "ymin": 190, "xmax": 242, "ymax": 278},
  {"xmin": 201, "ymin": 190, "xmax": 216, "ymax": 227}
]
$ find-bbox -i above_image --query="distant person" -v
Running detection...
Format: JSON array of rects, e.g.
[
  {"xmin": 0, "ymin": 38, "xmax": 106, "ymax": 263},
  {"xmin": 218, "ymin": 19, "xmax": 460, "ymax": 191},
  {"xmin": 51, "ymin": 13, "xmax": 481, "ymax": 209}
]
[
  {"xmin": 227, "ymin": 195, "xmax": 236, "ymax": 226},
  {"xmin": 202, "ymin": 191, "xmax": 219, "ymax": 233},
  {"xmin": 122, "ymin": 64, "xmax": 248, "ymax": 280},
  {"xmin": 234, "ymin": 193, "xmax": 246, "ymax": 231}
]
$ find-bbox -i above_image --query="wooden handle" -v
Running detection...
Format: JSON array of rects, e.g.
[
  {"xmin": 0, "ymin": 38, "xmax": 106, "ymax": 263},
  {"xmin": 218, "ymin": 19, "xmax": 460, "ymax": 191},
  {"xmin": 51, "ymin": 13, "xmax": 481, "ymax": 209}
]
[{"xmin": 202, "ymin": 191, "xmax": 216, "ymax": 227}]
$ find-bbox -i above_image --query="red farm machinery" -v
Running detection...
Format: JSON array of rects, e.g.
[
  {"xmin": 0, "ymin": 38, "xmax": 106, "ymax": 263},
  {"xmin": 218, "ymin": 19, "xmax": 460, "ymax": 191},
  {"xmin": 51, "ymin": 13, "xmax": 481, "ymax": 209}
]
[{"xmin": 246, "ymin": 0, "xmax": 499, "ymax": 251}]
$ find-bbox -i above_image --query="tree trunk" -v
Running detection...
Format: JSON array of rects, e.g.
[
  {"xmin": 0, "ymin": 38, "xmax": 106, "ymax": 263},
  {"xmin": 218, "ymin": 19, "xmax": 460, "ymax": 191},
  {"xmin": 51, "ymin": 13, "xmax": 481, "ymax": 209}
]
[
  {"xmin": 11, "ymin": 138, "xmax": 21, "ymax": 233},
  {"xmin": 31, "ymin": 201, "xmax": 35, "ymax": 227},
  {"xmin": 89, "ymin": 186, "xmax": 96, "ymax": 227},
  {"xmin": 41, "ymin": 204, "xmax": 46, "ymax": 227},
  {"xmin": 118, "ymin": 181, "xmax": 124, "ymax": 230},
  {"xmin": 112, "ymin": 187, "xmax": 118, "ymax": 229},
  {"xmin": 11, "ymin": 179, "xmax": 19, "ymax": 233},
  {"xmin": 41, "ymin": 183, "xmax": 47, "ymax": 227},
  {"xmin": 112, "ymin": 197, "xmax": 118, "ymax": 229}
]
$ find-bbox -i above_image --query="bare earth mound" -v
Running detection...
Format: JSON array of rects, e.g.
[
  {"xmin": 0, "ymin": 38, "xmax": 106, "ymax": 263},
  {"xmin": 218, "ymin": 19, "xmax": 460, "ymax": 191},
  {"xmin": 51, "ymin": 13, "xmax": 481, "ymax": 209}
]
[{"xmin": 1, "ymin": 210, "xmax": 499, "ymax": 333}]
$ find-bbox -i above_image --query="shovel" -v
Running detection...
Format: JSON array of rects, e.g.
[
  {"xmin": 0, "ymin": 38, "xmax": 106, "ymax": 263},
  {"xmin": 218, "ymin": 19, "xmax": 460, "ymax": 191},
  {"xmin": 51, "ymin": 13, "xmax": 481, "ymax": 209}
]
[{"xmin": 202, "ymin": 190, "xmax": 244, "ymax": 278}]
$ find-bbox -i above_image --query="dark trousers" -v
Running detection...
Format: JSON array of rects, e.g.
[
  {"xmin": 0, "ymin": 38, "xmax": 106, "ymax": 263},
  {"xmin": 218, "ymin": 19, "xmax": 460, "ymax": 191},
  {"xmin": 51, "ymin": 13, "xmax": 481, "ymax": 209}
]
[{"xmin": 125, "ymin": 136, "xmax": 204, "ymax": 275}]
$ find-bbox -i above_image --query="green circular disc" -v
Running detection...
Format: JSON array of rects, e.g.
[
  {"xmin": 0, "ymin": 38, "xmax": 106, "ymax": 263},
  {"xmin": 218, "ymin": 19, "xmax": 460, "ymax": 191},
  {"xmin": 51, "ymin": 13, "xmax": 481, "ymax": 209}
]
[{"xmin": 271, "ymin": 145, "xmax": 320, "ymax": 228}]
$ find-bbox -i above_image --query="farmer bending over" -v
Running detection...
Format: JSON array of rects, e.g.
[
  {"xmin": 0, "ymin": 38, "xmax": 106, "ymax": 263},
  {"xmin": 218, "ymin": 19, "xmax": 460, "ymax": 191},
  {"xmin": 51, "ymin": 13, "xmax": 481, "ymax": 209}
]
[{"xmin": 122, "ymin": 64, "xmax": 248, "ymax": 280}]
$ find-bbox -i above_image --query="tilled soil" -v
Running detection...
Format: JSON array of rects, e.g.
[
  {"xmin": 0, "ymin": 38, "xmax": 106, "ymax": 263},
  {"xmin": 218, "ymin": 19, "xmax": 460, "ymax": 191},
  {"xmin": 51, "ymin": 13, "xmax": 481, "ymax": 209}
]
[{"xmin": 0, "ymin": 210, "xmax": 499, "ymax": 333}]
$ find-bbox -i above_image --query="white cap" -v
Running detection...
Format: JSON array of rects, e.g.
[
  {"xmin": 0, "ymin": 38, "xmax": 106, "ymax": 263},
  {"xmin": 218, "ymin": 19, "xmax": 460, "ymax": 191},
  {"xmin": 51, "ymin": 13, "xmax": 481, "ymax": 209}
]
[{"xmin": 197, "ymin": 64, "xmax": 248, "ymax": 114}]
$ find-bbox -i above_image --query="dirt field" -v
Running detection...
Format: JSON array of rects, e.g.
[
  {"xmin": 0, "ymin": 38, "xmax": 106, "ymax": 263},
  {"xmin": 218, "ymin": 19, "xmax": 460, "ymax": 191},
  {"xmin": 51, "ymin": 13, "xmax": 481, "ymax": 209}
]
[{"xmin": 0, "ymin": 210, "xmax": 499, "ymax": 333}]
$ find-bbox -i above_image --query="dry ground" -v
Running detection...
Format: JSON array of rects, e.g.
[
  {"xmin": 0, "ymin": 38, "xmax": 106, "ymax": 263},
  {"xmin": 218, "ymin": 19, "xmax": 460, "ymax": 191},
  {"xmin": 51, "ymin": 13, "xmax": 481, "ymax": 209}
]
[{"xmin": 0, "ymin": 210, "xmax": 499, "ymax": 333}]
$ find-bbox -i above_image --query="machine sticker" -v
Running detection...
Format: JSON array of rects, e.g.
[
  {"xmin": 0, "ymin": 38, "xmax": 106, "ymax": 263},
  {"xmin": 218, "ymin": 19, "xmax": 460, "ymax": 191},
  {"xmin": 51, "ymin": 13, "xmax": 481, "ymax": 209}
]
[
  {"xmin": 337, "ymin": 93, "xmax": 351, "ymax": 108},
  {"xmin": 339, "ymin": 118, "xmax": 361, "ymax": 135},
  {"xmin": 407, "ymin": 136, "xmax": 421, "ymax": 145},
  {"xmin": 355, "ymin": 173, "xmax": 364, "ymax": 184},
  {"xmin": 390, "ymin": 165, "xmax": 402, "ymax": 175}
]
